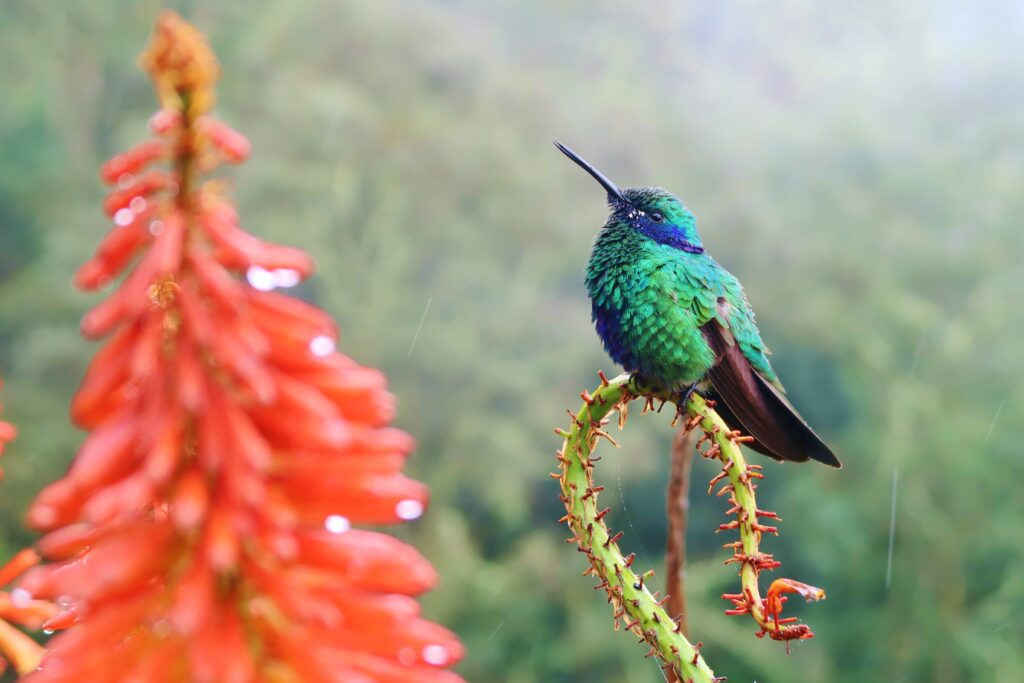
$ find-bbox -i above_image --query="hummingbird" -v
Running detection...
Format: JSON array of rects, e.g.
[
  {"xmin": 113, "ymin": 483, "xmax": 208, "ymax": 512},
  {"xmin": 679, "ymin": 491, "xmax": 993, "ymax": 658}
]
[{"xmin": 555, "ymin": 141, "xmax": 839, "ymax": 467}]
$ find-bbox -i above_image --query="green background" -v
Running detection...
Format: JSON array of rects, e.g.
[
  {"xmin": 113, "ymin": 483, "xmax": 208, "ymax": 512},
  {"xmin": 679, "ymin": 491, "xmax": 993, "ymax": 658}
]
[{"xmin": 1, "ymin": 1, "xmax": 1022, "ymax": 681}]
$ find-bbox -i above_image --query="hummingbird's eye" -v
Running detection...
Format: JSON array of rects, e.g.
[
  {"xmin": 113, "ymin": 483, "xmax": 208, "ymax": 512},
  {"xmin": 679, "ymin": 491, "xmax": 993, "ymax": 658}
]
[{"xmin": 650, "ymin": 211, "xmax": 664, "ymax": 222}]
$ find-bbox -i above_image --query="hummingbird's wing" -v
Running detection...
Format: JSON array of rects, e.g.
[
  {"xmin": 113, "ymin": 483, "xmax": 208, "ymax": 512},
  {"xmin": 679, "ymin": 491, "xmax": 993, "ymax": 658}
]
[{"xmin": 700, "ymin": 306, "xmax": 841, "ymax": 468}]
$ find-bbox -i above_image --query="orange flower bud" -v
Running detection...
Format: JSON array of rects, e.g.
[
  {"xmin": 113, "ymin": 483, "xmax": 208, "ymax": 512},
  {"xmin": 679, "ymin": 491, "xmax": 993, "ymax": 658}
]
[
  {"xmin": 203, "ymin": 502, "xmax": 240, "ymax": 571},
  {"xmin": 198, "ymin": 117, "xmax": 252, "ymax": 163},
  {"xmin": 149, "ymin": 108, "xmax": 183, "ymax": 135},
  {"xmin": 172, "ymin": 468, "xmax": 210, "ymax": 531},
  {"xmin": 295, "ymin": 530, "xmax": 438, "ymax": 595},
  {"xmin": 101, "ymin": 171, "xmax": 168, "ymax": 217},
  {"xmin": 99, "ymin": 139, "xmax": 167, "ymax": 184}
]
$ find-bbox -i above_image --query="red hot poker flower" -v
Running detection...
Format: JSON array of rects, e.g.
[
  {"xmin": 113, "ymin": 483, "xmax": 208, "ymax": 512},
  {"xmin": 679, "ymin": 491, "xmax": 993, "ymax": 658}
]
[
  {"xmin": 0, "ymin": 377, "xmax": 15, "ymax": 474},
  {"xmin": 20, "ymin": 12, "xmax": 464, "ymax": 683},
  {"xmin": 0, "ymin": 381, "xmax": 55, "ymax": 675}
]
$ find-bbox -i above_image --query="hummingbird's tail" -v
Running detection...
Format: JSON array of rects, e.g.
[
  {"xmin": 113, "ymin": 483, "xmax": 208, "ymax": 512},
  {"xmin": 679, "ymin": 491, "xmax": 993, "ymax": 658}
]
[{"xmin": 703, "ymin": 322, "xmax": 841, "ymax": 467}]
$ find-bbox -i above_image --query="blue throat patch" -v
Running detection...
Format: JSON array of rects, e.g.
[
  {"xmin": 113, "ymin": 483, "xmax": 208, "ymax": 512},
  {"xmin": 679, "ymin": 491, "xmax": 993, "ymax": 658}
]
[{"xmin": 631, "ymin": 212, "xmax": 704, "ymax": 254}]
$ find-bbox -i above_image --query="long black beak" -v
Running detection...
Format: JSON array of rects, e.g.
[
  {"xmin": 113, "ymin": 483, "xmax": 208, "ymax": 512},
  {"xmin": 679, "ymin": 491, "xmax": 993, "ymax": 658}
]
[{"xmin": 554, "ymin": 141, "xmax": 629, "ymax": 206}]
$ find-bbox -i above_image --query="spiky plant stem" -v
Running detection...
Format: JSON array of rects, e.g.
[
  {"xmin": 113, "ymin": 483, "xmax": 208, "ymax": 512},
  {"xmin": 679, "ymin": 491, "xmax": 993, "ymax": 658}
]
[
  {"xmin": 686, "ymin": 392, "xmax": 823, "ymax": 645},
  {"xmin": 556, "ymin": 373, "xmax": 717, "ymax": 683},
  {"xmin": 556, "ymin": 372, "xmax": 825, "ymax": 680}
]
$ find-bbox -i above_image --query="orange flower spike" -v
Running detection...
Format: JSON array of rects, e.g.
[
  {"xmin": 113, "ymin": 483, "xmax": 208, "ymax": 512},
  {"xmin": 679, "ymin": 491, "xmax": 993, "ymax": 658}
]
[
  {"xmin": 23, "ymin": 12, "xmax": 464, "ymax": 683},
  {"xmin": 765, "ymin": 578, "xmax": 826, "ymax": 632}
]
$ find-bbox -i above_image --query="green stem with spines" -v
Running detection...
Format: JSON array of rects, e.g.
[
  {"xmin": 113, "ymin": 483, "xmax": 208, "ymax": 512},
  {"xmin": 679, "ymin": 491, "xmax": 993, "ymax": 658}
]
[
  {"xmin": 689, "ymin": 392, "xmax": 821, "ymax": 642},
  {"xmin": 557, "ymin": 372, "xmax": 823, "ymax": 679},
  {"xmin": 557, "ymin": 373, "xmax": 717, "ymax": 683}
]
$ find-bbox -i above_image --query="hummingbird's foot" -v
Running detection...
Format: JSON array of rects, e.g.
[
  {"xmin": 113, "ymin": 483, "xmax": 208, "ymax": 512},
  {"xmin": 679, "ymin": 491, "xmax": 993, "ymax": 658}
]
[
  {"xmin": 668, "ymin": 384, "xmax": 700, "ymax": 426},
  {"xmin": 673, "ymin": 383, "xmax": 699, "ymax": 410}
]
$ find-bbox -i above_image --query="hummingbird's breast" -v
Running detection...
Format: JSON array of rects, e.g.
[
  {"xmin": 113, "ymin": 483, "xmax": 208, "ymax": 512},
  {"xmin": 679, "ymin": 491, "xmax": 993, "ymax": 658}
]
[{"xmin": 585, "ymin": 227, "xmax": 716, "ymax": 387}]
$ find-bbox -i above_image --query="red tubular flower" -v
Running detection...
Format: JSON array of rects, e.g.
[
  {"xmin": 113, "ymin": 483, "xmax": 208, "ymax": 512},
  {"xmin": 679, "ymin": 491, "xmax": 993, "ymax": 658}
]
[
  {"xmin": 0, "ymin": 377, "xmax": 15, "ymax": 472},
  {"xmin": 20, "ymin": 12, "xmax": 464, "ymax": 682},
  {"xmin": 0, "ymin": 383, "xmax": 56, "ymax": 675},
  {"xmin": 0, "ymin": 548, "xmax": 57, "ymax": 678}
]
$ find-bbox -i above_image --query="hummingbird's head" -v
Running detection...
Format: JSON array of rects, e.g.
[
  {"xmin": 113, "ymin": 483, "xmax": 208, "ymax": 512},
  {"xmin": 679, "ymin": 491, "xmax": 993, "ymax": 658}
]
[{"xmin": 554, "ymin": 141, "xmax": 704, "ymax": 254}]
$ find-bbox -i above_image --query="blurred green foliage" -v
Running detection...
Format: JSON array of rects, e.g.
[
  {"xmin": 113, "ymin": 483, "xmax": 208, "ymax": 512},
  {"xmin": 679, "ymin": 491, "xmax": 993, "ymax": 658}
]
[{"xmin": 1, "ymin": 1, "xmax": 1023, "ymax": 681}]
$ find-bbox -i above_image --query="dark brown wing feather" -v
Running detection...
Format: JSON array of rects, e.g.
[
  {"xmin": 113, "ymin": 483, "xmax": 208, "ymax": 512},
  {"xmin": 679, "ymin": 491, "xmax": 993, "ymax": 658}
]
[{"xmin": 701, "ymin": 320, "xmax": 841, "ymax": 468}]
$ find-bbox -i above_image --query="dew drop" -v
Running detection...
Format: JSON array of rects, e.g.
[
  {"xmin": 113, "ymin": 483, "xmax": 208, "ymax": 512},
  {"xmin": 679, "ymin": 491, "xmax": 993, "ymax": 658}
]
[
  {"xmin": 271, "ymin": 268, "xmax": 301, "ymax": 288},
  {"xmin": 422, "ymin": 644, "xmax": 449, "ymax": 666},
  {"xmin": 395, "ymin": 499, "xmax": 424, "ymax": 521},
  {"xmin": 309, "ymin": 335, "xmax": 335, "ymax": 357},
  {"xmin": 152, "ymin": 618, "xmax": 172, "ymax": 638},
  {"xmin": 246, "ymin": 266, "xmax": 276, "ymax": 291},
  {"xmin": 42, "ymin": 629, "xmax": 53, "ymax": 636},
  {"xmin": 114, "ymin": 208, "xmax": 134, "ymax": 226},
  {"xmin": 324, "ymin": 515, "xmax": 350, "ymax": 534},
  {"xmin": 149, "ymin": 219, "xmax": 164, "ymax": 235},
  {"xmin": 117, "ymin": 172, "xmax": 134, "ymax": 188},
  {"xmin": 10, "ymin": 588, "xmax": 32, "ymax": 608},
  {"xmin": 129, "ymin": 196, "xmax": 147, "ymax": 213}
]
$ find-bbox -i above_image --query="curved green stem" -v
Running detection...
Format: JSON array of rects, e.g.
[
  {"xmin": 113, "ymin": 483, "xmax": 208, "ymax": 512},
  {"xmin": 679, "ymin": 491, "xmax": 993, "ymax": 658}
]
[
  {"xmin": 557, "ymin": 373, "xmax": 826, "ymax": 679},
  {"xmin": 556, "ymin": 373, "xmax": 718, "ymax": 683},
  {"xmin": 685, "ymin": 393, "xmax": 822, "ymax": 644}
]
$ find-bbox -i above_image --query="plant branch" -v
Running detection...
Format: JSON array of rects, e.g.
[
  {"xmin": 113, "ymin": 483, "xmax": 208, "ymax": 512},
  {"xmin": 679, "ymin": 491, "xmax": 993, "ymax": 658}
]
[
  {"xmin": 556, "ymin": 373, "xmax": 719, "ymax": 683},
  {"xmin": 684, "ymin": 393, "xmax": 825, "ymax": 647},
  {"xmin": 556, "ymin": 373, "xmax": 828, "ymax": 679},
  {"xmin": 665, "ymin": 425, "xmax": 695, "ymax": 683}
]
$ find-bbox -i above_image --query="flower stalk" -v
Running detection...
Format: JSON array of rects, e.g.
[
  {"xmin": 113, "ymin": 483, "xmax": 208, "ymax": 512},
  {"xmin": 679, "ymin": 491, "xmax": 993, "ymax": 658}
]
[
  {"xmin": 557, "ymin": 372, "xmax": 826, "ymax": 680},
  {"xmin": 686, "ymin": 393, "xmax": 825, "ymax": 647},
  {"xmin": 556, "ymin": 373, "xmax": 719, "ymax": 683}
]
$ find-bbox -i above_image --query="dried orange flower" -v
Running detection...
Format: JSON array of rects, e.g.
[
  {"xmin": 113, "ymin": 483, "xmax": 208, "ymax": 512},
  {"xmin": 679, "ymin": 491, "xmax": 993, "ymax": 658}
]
[{"xmin": 139, "ymin": 11, "xmax": 220, "ymax": 118}]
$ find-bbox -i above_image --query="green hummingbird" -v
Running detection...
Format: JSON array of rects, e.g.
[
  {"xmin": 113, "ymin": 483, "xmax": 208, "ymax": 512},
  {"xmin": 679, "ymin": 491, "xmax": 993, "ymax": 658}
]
[{"xmin": 556, "ymin": 141, "xmax": 839, "ymax": 467}]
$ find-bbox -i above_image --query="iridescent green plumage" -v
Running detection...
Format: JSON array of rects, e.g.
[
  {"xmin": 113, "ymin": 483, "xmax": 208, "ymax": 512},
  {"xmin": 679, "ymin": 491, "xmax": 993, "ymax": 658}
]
[{"xmin": 558, "ymin": 142, "xmax": 838, "ymax": 467}]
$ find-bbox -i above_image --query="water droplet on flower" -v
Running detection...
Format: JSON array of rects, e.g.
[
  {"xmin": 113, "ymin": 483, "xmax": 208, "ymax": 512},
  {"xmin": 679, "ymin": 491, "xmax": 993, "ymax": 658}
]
[
  {"xmin": 129, "ymin": 196, "xmax": 147, "ymax": 213},
  {"xmin": 246, "ymin": 266, "xmax": 276, "ymax": 291},
  {"xmin": 42, "ymin": 629, "xmax": 53, "ymax": 636},
  {"xmin": 117, "ymin": 172, "xmax": 134, "ymax": 188},
  {"xmin": 10, "ymin": 588, "xmax": 32, "ymax": 608},
  {"xmin": 309, "ymin": 335, "xmax": 335, "ymax": 357},
  {"xmin": 152, "ymin": 618, "xmax": 172, "ymax": 638},
  {"xmin": 149, "ymin": 219, "xmax": 164, "ymax": 235},
  {"xmin": 398, "ymin": 648, "xmax": 416, "ymax": 665},
  {"xmin": 114, "ymin": 208, "xmax": 134, "ymax": 226},
  {"xmin": 325, "ymin": 420, "xmax": 349, "ymax": 445},
  {"xmin": 324, "ymin": 515, "xmax": 350, "ymax": 534},
  {"xmin": 395, "ymin": 499, "xmax": 424, "ymax": 521},
  {"xmin": 271, "ymin": 268, "xmax": 301, "ymax": 288},
  {"xmin": 422, "ymin": 644, "xmax": 448, "ymax": 666}
]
